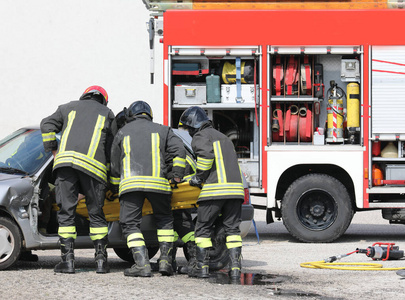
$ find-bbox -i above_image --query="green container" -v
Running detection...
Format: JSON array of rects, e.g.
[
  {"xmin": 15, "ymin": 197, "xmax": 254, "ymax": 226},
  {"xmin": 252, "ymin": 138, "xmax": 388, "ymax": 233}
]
[{"xmin": 206, "ymin": 74, "xmax": 221, "ymax": 103}]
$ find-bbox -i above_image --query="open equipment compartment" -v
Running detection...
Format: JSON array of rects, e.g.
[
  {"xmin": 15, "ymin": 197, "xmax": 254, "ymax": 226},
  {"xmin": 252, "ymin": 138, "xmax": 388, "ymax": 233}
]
[
  {"xmin": 168, "ymin": 46, "xmax": 262, "ymax": 189},
  {"xmin": 268, "ymin": 46, "xmax": 362, "ymax": 146}
]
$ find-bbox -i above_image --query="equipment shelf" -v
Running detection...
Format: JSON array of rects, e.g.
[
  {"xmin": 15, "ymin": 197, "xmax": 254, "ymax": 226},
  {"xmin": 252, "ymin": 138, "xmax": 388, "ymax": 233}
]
[
  {"xmin": 172, "ymin": 103, "xmax": 257, "ymax": 110},
  {"xmin": 270, "ymin": 97, "xmax": 319, "ymax": 102}
]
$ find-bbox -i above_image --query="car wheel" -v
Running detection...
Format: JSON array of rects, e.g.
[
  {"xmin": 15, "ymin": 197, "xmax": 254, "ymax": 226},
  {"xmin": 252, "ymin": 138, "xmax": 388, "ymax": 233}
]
[
  {"xmin": 113, "ymin": 246, "xmax": 159, "ymax": 263},
  {"xmin": 281, "ymin": 173, "xmax": 354, "ymax": 243},
  {"xmin": 0, "ymin": 217, "xmax": 23, "ymax": 270}
]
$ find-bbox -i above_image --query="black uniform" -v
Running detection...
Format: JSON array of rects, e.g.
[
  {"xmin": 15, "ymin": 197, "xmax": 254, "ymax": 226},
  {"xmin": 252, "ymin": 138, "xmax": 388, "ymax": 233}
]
[
  {"xmin": 41, "ymin": 99, "xmax": 116, "ymax": 241},
  {"xmin": 191, "ymin": 122, "xmax": 244, "ymax": 250},
  {"xmin": 110, "ymin": 115, "xmax": 186, "ymax": 248}
]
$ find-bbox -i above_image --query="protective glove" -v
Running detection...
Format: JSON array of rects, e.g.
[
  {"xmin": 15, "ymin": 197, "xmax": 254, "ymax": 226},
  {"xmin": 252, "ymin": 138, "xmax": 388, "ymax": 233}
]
[
  {"xmin": 189, "ymin": 176, "xmax": 203, "ymax": 189},
  {"xmin": 106, "ymin": 185, "xmax": 119, "ymax": 201},
  {"xmin": 170, "ymin": 177, "xmax": 184, "ymax": 189}
]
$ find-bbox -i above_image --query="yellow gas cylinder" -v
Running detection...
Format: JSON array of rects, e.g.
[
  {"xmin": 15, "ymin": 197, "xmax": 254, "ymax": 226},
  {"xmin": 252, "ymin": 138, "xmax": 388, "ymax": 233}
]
[
  {"xmin": 347, "ymin": 82, "xmax": 360, "ymax": 128},
  {"xmin": 346, "ymin": 82, "xmax": 360, "ymax": 144}
]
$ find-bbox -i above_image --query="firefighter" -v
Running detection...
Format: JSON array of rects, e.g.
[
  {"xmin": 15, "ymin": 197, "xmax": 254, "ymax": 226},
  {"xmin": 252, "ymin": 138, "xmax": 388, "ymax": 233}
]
[
  {"xmin": 110, "ymin": 101, "xmax": 186, "ymax": 277},
  {"xmin": 178, "ymin": 106, "xmax": 245, "ymax": 281},
  {"xmin": 40, "ymin": 85, "xmax": 116, "ymax": 274}
]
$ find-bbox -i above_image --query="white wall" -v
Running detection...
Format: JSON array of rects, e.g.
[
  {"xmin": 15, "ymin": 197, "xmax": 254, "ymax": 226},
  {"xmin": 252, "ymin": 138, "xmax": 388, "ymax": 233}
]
[{"xmin": 0, "ymin": 0, "xmax": 162, "ymax": 137}]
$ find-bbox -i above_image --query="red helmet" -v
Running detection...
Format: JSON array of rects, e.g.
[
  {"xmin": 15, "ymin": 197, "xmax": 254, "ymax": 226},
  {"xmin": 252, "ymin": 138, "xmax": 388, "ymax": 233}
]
[{"xmin": 80, "ymin": 85, "xmax": 108, "ymax": 105}]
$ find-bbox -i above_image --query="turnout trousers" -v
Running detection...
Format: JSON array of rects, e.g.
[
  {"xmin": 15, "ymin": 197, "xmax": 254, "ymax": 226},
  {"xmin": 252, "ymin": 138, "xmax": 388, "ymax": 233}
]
[
  {"xmin": 55, "ymin": 167, "xmax": 108, "ymax": 240},
  {"xmin": 173, "ymin": 209, "xmax": 195, "ymax": 243},
  {"xmin": 195, "ymin": 199, "xmax": 242, "ymax": 248},
  {"xmin": 120, "ymin": 191, "xmax": 174, "ymax": 240}
]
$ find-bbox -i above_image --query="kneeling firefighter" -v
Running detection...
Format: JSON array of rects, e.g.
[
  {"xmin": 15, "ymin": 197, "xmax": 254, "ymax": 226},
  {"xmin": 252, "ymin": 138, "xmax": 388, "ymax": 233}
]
[
  {"xmin": 40, "ymin": 86, "xmax": 116, "ymax": 274},
  {"xmin": 110, "ymin": 101, "xmax": 186, "ymax": 277},
  {"xmin": 178, "ymin": 106, "xmax": 244, "ymax": 281}
]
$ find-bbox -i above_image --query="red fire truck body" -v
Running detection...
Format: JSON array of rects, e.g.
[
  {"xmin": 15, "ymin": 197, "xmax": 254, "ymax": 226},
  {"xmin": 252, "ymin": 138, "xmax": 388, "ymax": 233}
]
[{"xmin": 145, "ymin": 3, "xmax": 405, "ymax": 242}]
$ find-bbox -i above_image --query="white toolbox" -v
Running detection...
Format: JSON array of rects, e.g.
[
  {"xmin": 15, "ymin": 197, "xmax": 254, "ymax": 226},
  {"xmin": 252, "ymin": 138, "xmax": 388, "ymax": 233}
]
[
  {"xmin": 174, "ymin": 83, "xmax": 206, "ymax": 105},
  {"xmin": 221, "ymin": 84, "xmax": 259, "ymax": 104}
]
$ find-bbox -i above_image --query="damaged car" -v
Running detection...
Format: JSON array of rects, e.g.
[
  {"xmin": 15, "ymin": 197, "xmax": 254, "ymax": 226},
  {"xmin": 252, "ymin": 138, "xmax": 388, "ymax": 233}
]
[{"xmin": 0, "ymin": 127, "xmax": 254, "ymax": 270}]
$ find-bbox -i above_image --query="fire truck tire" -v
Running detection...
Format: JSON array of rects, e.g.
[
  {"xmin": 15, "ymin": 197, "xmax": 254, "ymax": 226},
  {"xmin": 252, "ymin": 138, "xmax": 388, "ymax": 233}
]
[
  {"xmin": 113, "ymin": 246, "xmax": 159, "ymax": 263},
  {"xmin": 0, "ymin": 216, "xmax": 23, "ymax": 270},
  {"xmin": 281, "ymin": 173, "xmax": 353, "ymax": 243}
]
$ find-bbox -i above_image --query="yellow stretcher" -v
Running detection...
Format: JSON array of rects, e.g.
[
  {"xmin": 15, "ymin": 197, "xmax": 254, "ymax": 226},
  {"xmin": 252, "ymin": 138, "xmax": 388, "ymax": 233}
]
[{"xmin": 74, "ymin": 182, "xmax": 200, "ymax": 222}]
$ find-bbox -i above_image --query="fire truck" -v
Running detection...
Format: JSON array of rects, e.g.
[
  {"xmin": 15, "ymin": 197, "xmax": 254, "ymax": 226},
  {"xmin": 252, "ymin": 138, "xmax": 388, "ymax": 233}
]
[{"xmin": 142, "ymin": 0, "xmax": 405, "ymax": 243}]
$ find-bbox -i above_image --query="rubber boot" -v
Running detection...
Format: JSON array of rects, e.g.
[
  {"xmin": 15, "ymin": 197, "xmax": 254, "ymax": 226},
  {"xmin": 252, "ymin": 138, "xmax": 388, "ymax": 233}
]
[
  {"xmin": 158, "ymin": 242, "xmax": 174, "ymax": 276},
  {"xmin": 189, "ymin": 246, "xmax": 209, "ymax": 278},
  {"xmin": 94, "ymin": 237, "xmax": 110, "ymax": 274},
  {"xmin": 228, "ymin": 247, "xmax": 242, "ymax": 283},
  {"xmin": 178, "ymin": 241, "xmax": 197, "ymax": 275},
  {"xmin": 124, "ymin": 246, "xmax": 152, "ymax": 277},
  {"xmin": 54, "ymin": 237, "xmax": 75, "ymax": 274},
  {"xmin": 171, "ymin": 244, "xmax": 178, "ymax": 273}
]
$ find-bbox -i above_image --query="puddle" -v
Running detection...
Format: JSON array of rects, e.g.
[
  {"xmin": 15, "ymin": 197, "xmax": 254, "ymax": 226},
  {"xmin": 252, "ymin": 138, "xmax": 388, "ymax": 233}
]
[
  {"xmin": 267, "ymin": 287, "xmax": 321, "ymax": 298},
  {"xmin": 208, "ymin": 272, "xmax": 324, "ymax": 297},
  {"xmin": 208, "ymin": 271, "xmax": 290, "ymax": 285}
]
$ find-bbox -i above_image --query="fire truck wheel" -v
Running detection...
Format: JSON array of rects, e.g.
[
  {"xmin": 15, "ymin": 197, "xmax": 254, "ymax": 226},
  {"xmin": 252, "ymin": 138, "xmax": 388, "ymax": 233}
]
[
  {"xmin": 113, "ymin": 246, "xmax": 159, "ymax": 263},
  {"xmin": 0, "ymin": 216, "xmax": 23, "ymax": 270},
  {"xmin": 281, "ymin": 173, "xmax": 353, "ymax": 243}
]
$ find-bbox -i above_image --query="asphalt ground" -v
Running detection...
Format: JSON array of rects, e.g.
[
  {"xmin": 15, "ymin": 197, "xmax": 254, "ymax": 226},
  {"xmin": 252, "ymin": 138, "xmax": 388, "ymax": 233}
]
[{"xmin": 2, "ymin": 209, "xmax": 405, "ymax": 299}]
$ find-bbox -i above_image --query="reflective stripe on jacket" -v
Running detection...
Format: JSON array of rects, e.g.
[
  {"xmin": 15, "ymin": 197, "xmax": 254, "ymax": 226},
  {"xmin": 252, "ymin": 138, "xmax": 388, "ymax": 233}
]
[
  {"xmin": 40, "ymin": 99, "xmax": 116, "ymax": 183},
  {"xmin": 110, "ymin": 116, "xmax": 186, "ymax": 195},
  {"xmin": 192, "ymin": 124, "xmax": 244, "ymax": 202}
]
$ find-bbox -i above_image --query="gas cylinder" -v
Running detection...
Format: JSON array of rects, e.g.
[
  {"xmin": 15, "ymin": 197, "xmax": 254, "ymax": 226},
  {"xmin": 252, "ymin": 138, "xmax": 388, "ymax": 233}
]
[
  {"xmin": 326, "ymin": 81, "xmax": 345, "ymax": 143},
  {"xmin": 372, "ymin": 164, "xmax": 383, "ymax": 186},
  {"xmin": 347, "ymin": 82, "xmax": 360, "ymax": 144}
]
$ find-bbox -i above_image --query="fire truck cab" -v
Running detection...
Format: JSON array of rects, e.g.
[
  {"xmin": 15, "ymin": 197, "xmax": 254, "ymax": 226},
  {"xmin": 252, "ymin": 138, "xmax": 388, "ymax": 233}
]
[{"xmin": 143, "ymin": 0, "xmax": 405, "ymax": 243}]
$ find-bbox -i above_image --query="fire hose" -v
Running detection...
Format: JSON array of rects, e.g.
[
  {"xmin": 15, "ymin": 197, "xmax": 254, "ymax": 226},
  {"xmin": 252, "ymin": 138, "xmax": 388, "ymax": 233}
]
[{"xmin": 300, "ymin": 243, "xmax": 405, "ymax": 273}]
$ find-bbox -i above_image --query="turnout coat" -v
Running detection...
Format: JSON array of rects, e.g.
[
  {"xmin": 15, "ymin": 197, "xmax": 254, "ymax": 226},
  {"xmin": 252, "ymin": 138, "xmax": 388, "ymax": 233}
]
[
  {"xmin": 192, "ymin": 123, "xmax": 245, "ymax": 202},
  {"xmin": 110, "ymin": 115, "xmax": 186, "ymax": 196},
  {"xmin": 40, "ymin": 99, "xmax": 116, "ymax": 184}
]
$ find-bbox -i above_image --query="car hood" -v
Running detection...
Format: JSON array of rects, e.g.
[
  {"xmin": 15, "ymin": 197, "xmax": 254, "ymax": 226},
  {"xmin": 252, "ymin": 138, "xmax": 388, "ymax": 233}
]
[
  {"xmin": 0, "ymin": 173, "xmax": 34, "ymax": 209},
  {"xmin": 0, "ymin": 173, "xmax": 23, "ymax": 182}
]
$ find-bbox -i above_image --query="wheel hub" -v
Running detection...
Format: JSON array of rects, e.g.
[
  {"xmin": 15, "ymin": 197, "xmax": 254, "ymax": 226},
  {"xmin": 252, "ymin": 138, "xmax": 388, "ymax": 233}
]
[
  {"xmin": 0, "ymin": 227, "xmax": 14, "ymax": 262},
  {"xmin": 296, "ymin": 189, "xmax": 337, "ymax": 230},
  {"xmin": 310, "ymin": 203, "xmax": 325, "ymax": 217}
]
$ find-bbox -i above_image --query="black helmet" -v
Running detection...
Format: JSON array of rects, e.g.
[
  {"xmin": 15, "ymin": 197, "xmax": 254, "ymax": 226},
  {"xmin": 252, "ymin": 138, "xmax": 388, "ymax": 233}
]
[
  {"xmin": 115, "ymin": 108, "xmax": 127, "ymax": 129},
  {"xmin": 128, "ymin": 101, "xmax": 153, "ymax": 120},
  {"xmin": 179, "ymin": 106, "xmax": 209, "ymax": 129}
]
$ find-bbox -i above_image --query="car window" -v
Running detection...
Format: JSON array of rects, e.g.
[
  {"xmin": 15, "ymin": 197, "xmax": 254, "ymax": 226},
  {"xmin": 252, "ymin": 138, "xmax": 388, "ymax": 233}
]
[
  {"xmin": 0, "ymin": 129, "xmax": 52, "ymax": 175},
  {"xmin": 173, "ymin": 128, "xmax": 195, "ymax": 159}
]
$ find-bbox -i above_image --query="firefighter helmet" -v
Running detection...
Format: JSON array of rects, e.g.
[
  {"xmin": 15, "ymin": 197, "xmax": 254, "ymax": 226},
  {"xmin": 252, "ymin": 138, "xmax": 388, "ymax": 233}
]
[
  {"xmin": 115, "ymin": 108, "xmax": 128, "ymax": 130},
  {"xmin": 80, "ymin": 85, "xmax": 109, "ymax": 105},
  {"xmin": 128, "ymin": 101, "xmax": 153, "ymax": 120},
  {"xmin": 179, "ymin": 106, "xmax": 209, "ymax": 129}
]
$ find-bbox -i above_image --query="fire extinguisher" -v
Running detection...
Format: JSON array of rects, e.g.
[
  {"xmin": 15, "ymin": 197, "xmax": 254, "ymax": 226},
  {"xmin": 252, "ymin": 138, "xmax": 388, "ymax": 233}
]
[{"xmin": 326, "ymin": 81, "xmax": 346, "ymax": 143}]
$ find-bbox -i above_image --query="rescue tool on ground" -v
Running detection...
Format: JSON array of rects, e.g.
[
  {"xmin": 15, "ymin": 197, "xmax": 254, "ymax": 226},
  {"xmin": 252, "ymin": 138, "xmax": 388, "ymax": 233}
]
[{"xmin": 301, "ymin": 242, "xmax": 405, "ymax": 272}]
